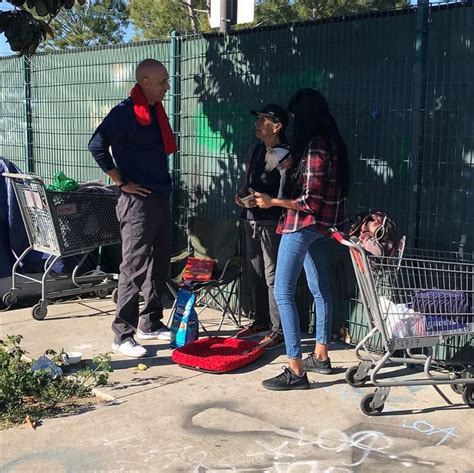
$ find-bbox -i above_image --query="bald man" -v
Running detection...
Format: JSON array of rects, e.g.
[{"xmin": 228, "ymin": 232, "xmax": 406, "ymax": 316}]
[{"xmin": 89, "ymin": 59, "xmax": 175, "ymax": 358}]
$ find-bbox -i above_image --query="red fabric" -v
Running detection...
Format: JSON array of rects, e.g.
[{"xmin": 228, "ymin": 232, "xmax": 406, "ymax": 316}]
[
  {"xmin": 130, "ymin": 84, "xmax": 177, "ymax": 155},
  {"xmin": 277, "ymin": 136, "xmax": 345, "ymax": 235},
  {"xmin": 182, "ymin": 257, "xmax": 215, "ymax": 282},
  {"xmin": 172, "ymin": 337, "xmax": 264, "ymax": 373}
]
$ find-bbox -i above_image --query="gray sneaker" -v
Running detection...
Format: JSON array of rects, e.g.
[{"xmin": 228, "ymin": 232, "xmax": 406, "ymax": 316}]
[{"xmin": 136, "ymin": 327, "xmax": 171, "ymax": 341}]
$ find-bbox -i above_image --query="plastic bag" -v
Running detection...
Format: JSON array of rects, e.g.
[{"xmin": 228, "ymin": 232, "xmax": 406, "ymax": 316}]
[
  {"xmin": 170, "ymin": 289, "xmax": 199, "ymax": 348},
  {"xmin": 46, "ymin": 172, "xmax": 80, "ymax": 192},
  {"xmin": 31, "ymin": 355, "xmax": 63, "ymax": 379}
]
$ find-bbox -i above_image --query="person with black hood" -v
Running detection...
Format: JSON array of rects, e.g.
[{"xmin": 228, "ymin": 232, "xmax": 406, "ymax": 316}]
[{"xmin": 234, "ymin": 104, "xmax": 290, "ymax": 350}]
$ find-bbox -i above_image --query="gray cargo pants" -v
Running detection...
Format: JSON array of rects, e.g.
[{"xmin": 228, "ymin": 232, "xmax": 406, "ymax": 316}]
[
  {"xmin": 112, "ymin": 191, "xmax": 171, "ymax": 344},
  {"xmin": 245, "ymin": 219, "xmax": 282, "ymax": 333}
]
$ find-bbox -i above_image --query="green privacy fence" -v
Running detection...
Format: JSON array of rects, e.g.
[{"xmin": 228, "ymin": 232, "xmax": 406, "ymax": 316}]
[
  {"xmin": 177, "ymin": 10, "xmax": 417, "ymax": 230},
  {"xmin": 417, "ymin": 4, "xmax": 473, "ymax": 255},
  {"xmin": 0, "ymin": 55, "xmax": 24, "ymax": 167},
  {"xmin": 0, "ymin": 2, "xmax": 472, "ymax": 361},
  {"xmin": 1, "ymin": 40, "xmax": 171, "ymax": 182}
]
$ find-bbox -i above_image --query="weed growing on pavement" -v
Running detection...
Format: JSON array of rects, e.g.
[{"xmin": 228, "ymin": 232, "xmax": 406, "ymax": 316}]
[{"xmin": 0, "ymin": 335, "xmax": 113, "ymax": 428}]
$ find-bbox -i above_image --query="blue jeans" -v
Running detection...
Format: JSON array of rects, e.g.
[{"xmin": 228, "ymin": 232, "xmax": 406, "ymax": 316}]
[{"xmin": 274, "ymin": 225, "xmax": 332, "ymax": 359}]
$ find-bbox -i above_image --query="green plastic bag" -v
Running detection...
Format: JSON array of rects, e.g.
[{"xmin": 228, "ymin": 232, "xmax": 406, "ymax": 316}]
[{"xmin": 46, "ymin": 172, "xmax": 80, "ymax": 192}]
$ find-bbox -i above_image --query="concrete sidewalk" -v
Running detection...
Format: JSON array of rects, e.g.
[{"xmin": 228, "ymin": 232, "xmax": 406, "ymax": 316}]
[{"xmin": 0, "ymin": 297, "xmax": 473, "ymax": 472}]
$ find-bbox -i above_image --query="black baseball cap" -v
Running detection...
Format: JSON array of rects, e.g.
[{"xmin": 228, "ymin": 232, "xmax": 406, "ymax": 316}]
[{"xmin": 250, "ymin": 104, "xmax": 289, "ymax": 130}]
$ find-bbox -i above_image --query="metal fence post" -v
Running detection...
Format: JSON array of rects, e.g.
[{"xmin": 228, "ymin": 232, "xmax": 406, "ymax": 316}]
[
  {"xmin": 408, "ymin": 0, "xmax": 430, "ymax": 248},
  {"xmin": 169, "ymin": 30, "xmax": 182, "ymax": 239},
  {"xmin": 23, "ymin": 55, "xmax": 34, "ymax": 173}
]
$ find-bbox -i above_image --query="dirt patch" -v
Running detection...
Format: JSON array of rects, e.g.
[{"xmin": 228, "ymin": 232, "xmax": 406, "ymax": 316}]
[{"xmin": 0, "ymin": 393, "xmax": 106, "ymax": 430}]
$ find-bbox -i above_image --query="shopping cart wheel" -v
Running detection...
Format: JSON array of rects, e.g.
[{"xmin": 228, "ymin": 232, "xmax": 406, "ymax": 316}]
[
  {"xmin": 360, "ymin": 393, "xmax": 384, "ymax": 416},
  {"xmin": 96, "ymin": 288, "xmax": 109, "ymax": 299},
  {"xmin": 345, "ymin": 365, "xmax": 369, "ymax": 387},
  {"xmin": 462, "ymin": 385, "xmax": 473, "ymax": 407},
  {"xmin": 32, "ymin": 302, "xmax": 48, "ymax": 320},
  {"xmin": 2, "ymin": 291, "xmax": 18, "ymax": 307},
  {"xmin": 450, "ymin": 383, "xmax": 465, "ymax": 395},
  {"xmin": 112, "ymin": 288, "xmax": 118, "ymax": 304}
]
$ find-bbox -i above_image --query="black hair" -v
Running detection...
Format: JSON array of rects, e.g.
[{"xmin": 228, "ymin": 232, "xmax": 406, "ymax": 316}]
[{"xmin": 287, "ymin": 88, "xmax": 350, "ymax": 198}]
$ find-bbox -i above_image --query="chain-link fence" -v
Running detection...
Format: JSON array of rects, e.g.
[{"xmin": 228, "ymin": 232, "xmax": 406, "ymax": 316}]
[{"xmin": 1, "ymin": 1, "xmax": 472, "ymax": 361}]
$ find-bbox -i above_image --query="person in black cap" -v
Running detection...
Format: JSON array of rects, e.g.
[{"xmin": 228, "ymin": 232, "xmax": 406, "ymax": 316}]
[
  {"xmin": 234, "ymin": 103, "xmax": 290, "ymax": 349},
  {"xmin": 255, "ymin": 89, "xmax": 350, "ymax": 391}
]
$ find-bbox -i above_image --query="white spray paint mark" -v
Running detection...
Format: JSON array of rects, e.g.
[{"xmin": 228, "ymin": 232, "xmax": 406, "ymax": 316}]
[
  {"xmin": 401, "ymin": 418, "xmax": 458, "ymax": 446},
  {"xmin": 247, "ymin": 441, "xmax": 295, "ymax": 460},
  {"xmin": 297, "ymin": 428, "xmax": 393, "ymax": 467}
]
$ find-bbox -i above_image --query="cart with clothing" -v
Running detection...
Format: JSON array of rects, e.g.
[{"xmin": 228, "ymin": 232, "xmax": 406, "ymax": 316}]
[
  {"xmin": 2, "ymin": 173, "xmax": 120, "ymax": 319},
  {"xmin": 331, "ymin": 229, "xmax": 473, "ymax": 415}
]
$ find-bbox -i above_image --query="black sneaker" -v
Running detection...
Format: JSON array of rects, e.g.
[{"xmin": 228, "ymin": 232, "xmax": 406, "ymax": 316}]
[
  {"xmin": 303, "ymin": 354, "xmax": 332, "ymax": 374},
  {"xmin": 262, "ymin": 367, "xmax": 310, "ymax": 391}
]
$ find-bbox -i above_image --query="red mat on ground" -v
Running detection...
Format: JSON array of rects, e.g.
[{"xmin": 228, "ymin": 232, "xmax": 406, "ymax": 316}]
[{"xmin": 172, "ymin": 336, "xmax": 264, "ymax": 373}]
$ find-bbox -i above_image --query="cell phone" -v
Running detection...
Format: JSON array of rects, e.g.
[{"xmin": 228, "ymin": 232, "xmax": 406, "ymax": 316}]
[{"xmin": 247, "ymin": 187, "xmax": 256, "ymax": 195}]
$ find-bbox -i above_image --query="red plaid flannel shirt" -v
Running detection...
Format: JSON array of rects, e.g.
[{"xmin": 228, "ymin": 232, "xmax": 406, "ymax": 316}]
[{"xmin": 277, "ymin": 136, "xmax": 346, "ymax": 235}]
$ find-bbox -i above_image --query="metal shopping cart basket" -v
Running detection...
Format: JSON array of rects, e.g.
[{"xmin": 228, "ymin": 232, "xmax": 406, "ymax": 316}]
[
  {"xmin": 2, "ymin": 173, "xmax": 121, "ymax": 320},
  {"xmin": 330, "ymin": 229, "xmax": 473, "ymax": 415}
]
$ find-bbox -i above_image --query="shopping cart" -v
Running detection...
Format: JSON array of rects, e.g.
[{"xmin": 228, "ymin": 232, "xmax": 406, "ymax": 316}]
[
  {"xmin": 2, "ymin": 173, "xmax": 121, "ymax": 320},
  {"xmin": 330, "ymin": 229, "xmax": 474, "ymax": 415}
]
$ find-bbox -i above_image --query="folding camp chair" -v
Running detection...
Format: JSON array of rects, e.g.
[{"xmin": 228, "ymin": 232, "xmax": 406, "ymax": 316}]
[{"xmin": 166, "ymin": 216, "xmax": 242, "ymax": 336}]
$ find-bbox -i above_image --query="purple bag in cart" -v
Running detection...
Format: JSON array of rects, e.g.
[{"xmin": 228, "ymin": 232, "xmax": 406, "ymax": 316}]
[
  {"xmin": 412, "ymin": 289, "xmax": 472, "ymax": 316},
  {"xmin": 425, "ymin": 316, "xmax": 468, "ymax": 334}
]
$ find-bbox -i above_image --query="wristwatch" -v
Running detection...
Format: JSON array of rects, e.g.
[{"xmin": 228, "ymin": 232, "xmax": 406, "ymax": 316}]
[{"xmin": 117, "ymin": 179, "xmax": 128, "ymax": 189}]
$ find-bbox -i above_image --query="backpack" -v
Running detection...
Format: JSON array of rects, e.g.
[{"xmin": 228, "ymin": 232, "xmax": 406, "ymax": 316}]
[{"xmin": 348, "ymin": 211, "xmax": 398, "ymax": 257}]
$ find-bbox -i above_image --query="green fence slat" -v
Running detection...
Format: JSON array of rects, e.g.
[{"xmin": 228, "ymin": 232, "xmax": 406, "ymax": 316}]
[{"xmin": 0, "ymin": 55, "xmax": 26, "ymax": 168}]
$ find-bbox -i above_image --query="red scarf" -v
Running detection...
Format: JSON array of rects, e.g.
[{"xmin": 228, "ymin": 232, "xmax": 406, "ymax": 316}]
[{"xmin": 130, "ymin": 84, "xmax": 177, "ymax": 155}]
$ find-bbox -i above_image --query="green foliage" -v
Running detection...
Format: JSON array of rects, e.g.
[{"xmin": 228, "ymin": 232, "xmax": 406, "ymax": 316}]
[
  {"xmin": 0, "ymin": 9, "xmax": 52, "ymax": 54},
  {"xmin": 7, "ymin": 0, "xmax": 81, "ymax": 18},
  {"xmin": 0, "ymin": 0, "xmax": 125, "ymax": 54},
  {"xmin": 75, "ymin": 352, "xmax": 113, "ymax": 386},
  {"xmin": 293, "ymin": 0, "xmax": 410, "ymax": 20},
  {"xmin": 255, "ymin": 0, "xmax": 410, "ymax": 26},
  {"xmin": 1, "ymin": 0, "xmax": 412, "ymax": 54},
  {"xmin": 0, "ymin": 0, "xmax": 86, "ymax": 55},
  {"xmin": 130, "ymin": 0, "xmax": 410, "ymax": 37},
  {"xmin": 129, "ymin": 0, "xmax": 211, "ymax": 39},
  {"xmin": 0, "ymin": 335, "xmax": 113, "ymax": 428},
  {"xmin": 254, "ymin": 0, "xmax": 299, "ymax": 27},
  {"xmin": 44, "ymin": 0, "xmax": 129, "ymax": 49}
]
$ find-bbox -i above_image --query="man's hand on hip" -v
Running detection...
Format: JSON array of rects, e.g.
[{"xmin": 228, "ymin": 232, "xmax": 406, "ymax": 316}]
[{"xmin": 121, "ymin": 181, "xmax": 152, "ymax": 197}]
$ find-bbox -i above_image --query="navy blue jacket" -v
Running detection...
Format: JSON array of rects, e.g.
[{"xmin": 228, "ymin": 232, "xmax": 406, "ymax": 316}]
[{"xmin": 88, "ymin": 97, "xmax": 171, "ymax": 196}]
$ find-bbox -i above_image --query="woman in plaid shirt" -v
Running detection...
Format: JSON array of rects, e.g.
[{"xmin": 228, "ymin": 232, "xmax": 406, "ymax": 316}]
[{"xmin": 254, "ymin": 89, "xmax": 350, "ymax": 391}]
